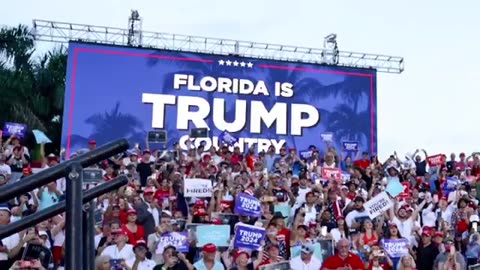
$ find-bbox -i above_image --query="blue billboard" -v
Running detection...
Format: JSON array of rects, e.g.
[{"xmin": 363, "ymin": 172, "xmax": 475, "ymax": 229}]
[{"xmin": 62, "ymin": 42, "xmax": 377, "ymax": 157}]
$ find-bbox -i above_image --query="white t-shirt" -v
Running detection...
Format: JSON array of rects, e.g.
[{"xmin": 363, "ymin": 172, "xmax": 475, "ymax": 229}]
[
  {"xmin": 297, "ymin": 187, "xmax": 312, "ymax": 205},
  {"xmin": 435, "ymin": 204, "xmax": 456, "ymax": 224},
  {"xmin": 345, "ymin": 209, "xmax": 369, "ymax": 227},
  {"xmin": 0, "ymin": 233, "xmax": 20, "ymax": 260},
  {"xmin": 303, "ymin": 205, "xmax": 318, "ymax": 225},
  {"xmin": 290, "ymin": 255, "xmax": 323, "ymax": 270},
  {"xmin": 330, "ymin": 228, "xmax": 347, "ymax": 244},
  {"xmin": 125, "ymin": 258, "xmax": 156, "ymax": 270},
  {"xmin": 101, "ymin": 244, "xmax": 135, "ymax": 261},
  {"xmin": 393, "ymin": 217, "xmax": 415, "ymax": 244}
]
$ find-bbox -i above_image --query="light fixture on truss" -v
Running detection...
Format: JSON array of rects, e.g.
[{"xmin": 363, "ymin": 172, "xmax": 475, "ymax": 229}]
[
  {"xmin": 323, "ymin": 33, "xmax": 339, "ymax": 65},
  {"xmin": 127, "ymin": 10, "xmax": 142, "ymax": 46}
]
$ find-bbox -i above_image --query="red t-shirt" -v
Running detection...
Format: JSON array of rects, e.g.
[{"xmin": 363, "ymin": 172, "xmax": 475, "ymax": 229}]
[
  {"xmin": 154, "ymin": 188, "xmax": 170, "ymax": 202},
  {"xmin": 231, "ymin": 154, "xmax": 243, "ymax": 164},
  {"xmin": 347, "ymin": 192, "xmax": 356, "ymax": 200},
  {"xmin": 122, "ymin": 224, "xmax": 145, "ymax": 244},
  {"xmin": 322, "ymin": 253, "xmax": 364, "ymax": 270},
  {"xmin": 246, "ymin": 155, "xmax": 257, "ymax": 171},
  {"xmin": 353, "ymin": 159, "xmax": 370, "ymax": 170},
  {"xmin": 119, "ymin": 210, "xmax": 128, "ymax": 224}
]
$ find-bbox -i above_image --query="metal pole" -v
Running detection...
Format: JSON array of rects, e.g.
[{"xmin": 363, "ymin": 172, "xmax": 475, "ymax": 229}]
[
  {"xmin": 0, "ymin": 138, "xmax": 129, "ymax": 203},
  {"xmin": 65, "ymin": 162, "xmax": 84, "ymax": 270},
  {"xmin": 83, "ymin": 200, "xmax": 96, "ymax": 270},
  {"xmin": 0, "ymin": 175, "xmax": 128, "ymax": 239}
]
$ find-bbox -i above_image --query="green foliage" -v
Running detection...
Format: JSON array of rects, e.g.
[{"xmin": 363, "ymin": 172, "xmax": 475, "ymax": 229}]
[{"xmin": 0, "ymin": 24, "xmax": 67, "ymax": 154}]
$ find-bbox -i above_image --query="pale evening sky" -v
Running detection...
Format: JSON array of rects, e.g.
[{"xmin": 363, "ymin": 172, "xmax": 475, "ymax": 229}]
[{"xmin": 2, "ymin": 0, "xmax": 479, "ymax": 160}]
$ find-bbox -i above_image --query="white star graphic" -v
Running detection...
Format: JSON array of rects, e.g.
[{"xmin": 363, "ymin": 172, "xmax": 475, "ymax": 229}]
[
  {"xmin": 233, "ymin": 61, "xmax": 239, "ymax": 66},
  {"xmin": 218, "ymin": 59, "xmax": 225, "ymax": 65},
  {"xmin": 226, "ymin": 60, "xmax": 232, "ymax": 66},
  {"xmin": 240, "ymin": 62, "xmax": 246, "ymax": 67},
  {"xmin": 247, "ymin": 62, "xmax": 254, "ymax": 68}
]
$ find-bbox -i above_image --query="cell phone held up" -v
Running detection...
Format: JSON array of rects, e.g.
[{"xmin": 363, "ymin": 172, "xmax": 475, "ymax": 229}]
[{"xmin": 110, "ymin": 259, "xmax": 123, "ymax": 269}]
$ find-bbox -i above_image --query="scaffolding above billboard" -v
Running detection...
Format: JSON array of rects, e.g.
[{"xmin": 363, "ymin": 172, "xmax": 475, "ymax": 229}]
[{"xmin": 32, "ymin": 19, "xmax": 404, "ymax": 74}]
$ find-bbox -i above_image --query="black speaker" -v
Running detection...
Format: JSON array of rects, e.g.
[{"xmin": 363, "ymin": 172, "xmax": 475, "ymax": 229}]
[
  {"xmin": 148, "ymin": 130, "xmax": 167, "ymax": 143},
  {"xmin": 190, "ymin": 128, "xmax": 208, "ymax": 138}
]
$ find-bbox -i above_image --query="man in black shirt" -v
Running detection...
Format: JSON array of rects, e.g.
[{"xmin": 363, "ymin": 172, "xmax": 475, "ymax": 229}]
[
  {"xmin": 446, "ymin": 153, "xmax": 456, "ymax": 173},
  {"xmin": 413, "ymin": 149, "xmax": 428, "ymax": 176},
  {"xmin": 416, "ymin": 230, "xmax": 439, "ymax": 270},
  {"xmin": 137, "ymin": 150, "xmax": 154, "ymax": 187},
  {"xmin": 153, "ymin": 246, "xmax": 192, "ymax": 270}
]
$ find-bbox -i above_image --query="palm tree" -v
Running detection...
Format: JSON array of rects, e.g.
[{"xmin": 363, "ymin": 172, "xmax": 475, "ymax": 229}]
[
  {"xmin": 256, "ymin": 65, "xmax": 337, "ymax": 151},
  {"xmin": 70, "ymin": 102, "xmax": 145, "ymax": 150},
  {"xmin": 0, "ymin": 25, "xmax": 67, "ymax": 155},
  {"xmin": 325, "ymin": 103, "xmax": 370, "ymax": 148}
]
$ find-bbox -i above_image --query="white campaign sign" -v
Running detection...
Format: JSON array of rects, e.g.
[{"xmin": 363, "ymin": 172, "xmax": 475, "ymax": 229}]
[
  {"xmin": 364, "ymin": 191, "xmax": 394, "ymax": 219},
  {"xmin": 183, "ymin": 178, "xmax": 213, "ymax": 197}
]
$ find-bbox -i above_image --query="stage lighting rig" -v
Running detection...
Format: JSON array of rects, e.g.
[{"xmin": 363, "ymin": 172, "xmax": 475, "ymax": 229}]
[{"xmin": 127, "ymin": 10, "xmax": 142, "ymax": 46}]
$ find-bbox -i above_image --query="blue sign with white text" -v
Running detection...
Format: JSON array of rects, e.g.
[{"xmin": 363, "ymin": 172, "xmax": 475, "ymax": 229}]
[
  {"xmin": 3, "ymin": 122, "xmax": 27, "ymax": 138},
  {"xmin": 218, "ymin": 131, "xmax": 239, "ymax": 146},
  {"xmin": 233, "ymin": 224, "xmax": 266, "ymax": 250},
  {"xmin": 234, "ymin": 193, "xmax": 262, "ymax": 217},
  {"xmin": 61, "ymin": 42, "xmax": 377, "ymax": 157},
  {"xmin": 342, "ymin": 141, "xmax": 359, "ymax": 153},
  {"xmin": 160, "ymin": 232, "xmax": 189, "ymax": 253}
]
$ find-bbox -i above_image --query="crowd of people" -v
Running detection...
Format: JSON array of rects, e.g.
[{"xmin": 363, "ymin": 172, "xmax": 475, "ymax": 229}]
[{"xmin": 0, "ymin": 132, "xmax": 480, "ymax": 270}]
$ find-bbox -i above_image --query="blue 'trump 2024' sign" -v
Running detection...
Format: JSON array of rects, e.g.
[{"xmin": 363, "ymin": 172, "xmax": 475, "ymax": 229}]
[{"xmin": 61, "ymin": 42, "xmax": 377, "ymax": 157}]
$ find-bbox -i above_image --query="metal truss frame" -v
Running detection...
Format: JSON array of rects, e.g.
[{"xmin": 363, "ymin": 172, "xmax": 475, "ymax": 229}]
[{"xmin": 32, "ymin": 19, "xmax": 404, "ymax": 73}]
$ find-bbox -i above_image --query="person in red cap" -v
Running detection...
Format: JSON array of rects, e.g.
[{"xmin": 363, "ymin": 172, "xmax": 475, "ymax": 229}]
[
  {"xmin": 229, "ymin": 250, "xmax": 263, "ymax": 270},
  {"xmin": 192, "ymin": 208, "xmax": 209, "ymax": 224},
  {"xmin": 193, "ymin": 243, "xmax": 224, "ymax": 270},
  {"xmin": 257, "ymin": 244, "xmax": 283, "ymax": 268},
  {"xmin": 122, "ymin": 209, "xmax": 145, "ymax": 244},
  {"xmin": 432, "ymin": 231, "xmax": 444, "ymax": 246},
  {"xmin": 416, "ymin": 229, "xmax": 439, "ymax": 270},
  {"xmin": 436, "ymin": 194, "xmax": 454, "ymax": 224},
  {"xmin": 88, "ymin": 139, "xmax": 96, "ymax": 150},
  {"xmin": 321, "ymin": 238, "xmax": 364, "ymax": 270},
  {"xmin": 100, "ymin": 228, "xmax": 135, "ymax": 262},
  {"xmin": 125, "ymin": 239, "xmax": 156, "ymax": 269}
]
